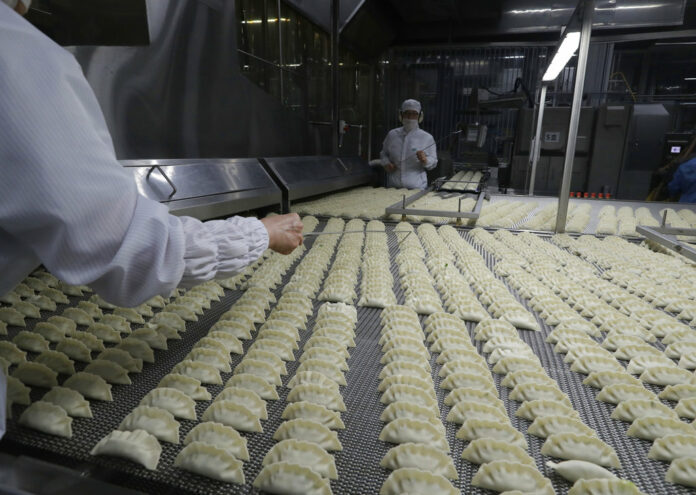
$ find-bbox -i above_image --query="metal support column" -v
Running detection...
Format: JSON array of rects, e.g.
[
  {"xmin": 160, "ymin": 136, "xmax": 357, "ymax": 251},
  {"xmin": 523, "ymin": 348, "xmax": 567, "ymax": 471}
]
[
  {"xmin": 277, "ymin": 0, "xmax": 284, "ymax": 104},
  {"xmin": 555, "ymin": 0, "xmax": 594, "ymax": 233},
  {"xmin": 367, "ymin": 63, "xmax": 375, "ymax": 160},
  {"xmin": 529, "ymin": 84, "xmax": 547, "ymax": 196},
  {"xmin": 331, "ymin": 0, "xmax": 340, "ymax": 156}
]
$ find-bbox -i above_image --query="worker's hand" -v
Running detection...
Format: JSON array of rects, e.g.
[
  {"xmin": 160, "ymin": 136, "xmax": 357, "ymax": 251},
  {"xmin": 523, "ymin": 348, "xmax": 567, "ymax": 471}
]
[
  {"xmin": 416, "ymin": 150, "xmax": 427, "ymax": 164},
  {"xmin": 384, "ymin": 163, "xmax": 397, "ymax": 173},
  {"xmin": 261, "ymin": 213, "xmax": 303, "ymax": 255}
]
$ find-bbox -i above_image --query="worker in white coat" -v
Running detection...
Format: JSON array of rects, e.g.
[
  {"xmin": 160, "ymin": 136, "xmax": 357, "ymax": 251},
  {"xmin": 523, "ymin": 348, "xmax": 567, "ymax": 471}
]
[
  {"xmin": 379, "ymin": 99, "xmax": 437, "ymax": 189},
  {"xmin": 0, "ymin": 0, "xmax": 303, "ymax": 308}
]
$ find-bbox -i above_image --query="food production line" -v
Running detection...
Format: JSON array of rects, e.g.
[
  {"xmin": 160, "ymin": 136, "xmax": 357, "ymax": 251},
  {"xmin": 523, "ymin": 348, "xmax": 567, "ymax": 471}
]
[{"xmin": 3, "ymin": 158, "xmax": 696, "ymax": 494}]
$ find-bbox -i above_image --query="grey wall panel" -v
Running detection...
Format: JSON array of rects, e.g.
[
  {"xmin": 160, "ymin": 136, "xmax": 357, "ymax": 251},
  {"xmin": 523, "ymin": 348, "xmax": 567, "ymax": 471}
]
[{"xmin": 68, "ymin": 0, "xmax": 311, "ymax": 160}]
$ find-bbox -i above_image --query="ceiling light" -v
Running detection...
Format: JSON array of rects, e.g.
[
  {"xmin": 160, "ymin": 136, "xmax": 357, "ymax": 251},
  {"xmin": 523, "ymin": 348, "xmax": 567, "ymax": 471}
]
[{"xmin": 542, "ymin": 31, "xmax": 581, "ymax": 82}]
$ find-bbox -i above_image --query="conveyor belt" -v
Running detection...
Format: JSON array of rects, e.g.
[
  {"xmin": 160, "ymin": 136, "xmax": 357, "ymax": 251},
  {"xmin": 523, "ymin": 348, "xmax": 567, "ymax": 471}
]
[{"xmin": 1, "ymin": 223, "xmax": 692, "ymax": 494}]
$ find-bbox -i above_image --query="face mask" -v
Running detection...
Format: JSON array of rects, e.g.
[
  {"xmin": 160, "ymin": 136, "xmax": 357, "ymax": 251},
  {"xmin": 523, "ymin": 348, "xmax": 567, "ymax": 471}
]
[{"xmin": 402, "ymin": 119, "xmax": 418, "ymax": 132}]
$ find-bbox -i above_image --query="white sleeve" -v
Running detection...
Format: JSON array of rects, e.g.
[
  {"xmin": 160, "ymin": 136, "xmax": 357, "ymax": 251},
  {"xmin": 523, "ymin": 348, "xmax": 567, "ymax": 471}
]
[
  {"xmin": 0, "ymin": 14, "xmax": 268, "ymax": 307},
  {"xmin": 423, "ymin": 134, "xmax": 438, "ymax": 170},
  {"xmin": 380, "ymin": 133, "xmax": 392, "ymax": 166},
  {"xmin": 0, "ymin": 370, "xmax": 6, "ymax": 441}
]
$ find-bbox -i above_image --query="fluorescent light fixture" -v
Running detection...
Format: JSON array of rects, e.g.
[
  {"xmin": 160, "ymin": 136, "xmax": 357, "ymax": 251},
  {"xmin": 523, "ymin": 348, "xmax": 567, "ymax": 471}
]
[
  {"xmin": 685, "ymin": 77, "xmax": 696, "ymax": 81},
  {"xmin": 542, "ymin": 31, "xmax": 581, "ymax": 82}
]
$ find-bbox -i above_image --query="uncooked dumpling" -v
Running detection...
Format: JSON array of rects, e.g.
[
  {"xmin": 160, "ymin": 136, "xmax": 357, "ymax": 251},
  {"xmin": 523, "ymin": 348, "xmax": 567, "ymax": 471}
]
[
  {"xmin": 19, "ymin": 401, "xmax": 72, "ymax": 438},
  {"xmin": 263, "ymin": 439, "xmax": 338, "ymax": 479},
  {"xmin": 380, "ymin": 467, "xmax": 458, "ymax": 495},
  {"xmin": 90, "ymin": 429, "xmax": 162, "ymax": 470},
  {"xmin": 174, "ymin": 442, "xmax": 245, "ymax": 484},
  {"xmin": 253, "ymin": 461, "xmax": 331, "ymax": 495}
]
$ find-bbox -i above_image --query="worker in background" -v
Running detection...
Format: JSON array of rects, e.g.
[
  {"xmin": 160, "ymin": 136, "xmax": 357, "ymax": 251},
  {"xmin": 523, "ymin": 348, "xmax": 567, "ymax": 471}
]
[
  {"xmin": 668, "ymin": 156, "xmax": 696, "ymax": 203},
  {"xmin": 378, "ymin": 99, "xmax": 437, "ymax": 189},
  {"xmin": 0, "ymin": 0, "xmax": 303, "ymax": 311}
]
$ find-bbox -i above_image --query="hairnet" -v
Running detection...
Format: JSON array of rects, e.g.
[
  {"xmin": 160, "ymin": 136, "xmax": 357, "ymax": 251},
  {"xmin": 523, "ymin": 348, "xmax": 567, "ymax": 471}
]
[{"xmin": 400, "ymin": 99, "xmax": 422, "ymax": 113}]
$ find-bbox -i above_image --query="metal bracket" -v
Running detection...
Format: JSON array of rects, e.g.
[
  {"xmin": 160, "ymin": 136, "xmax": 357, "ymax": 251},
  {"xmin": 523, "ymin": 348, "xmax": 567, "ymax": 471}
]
[
  {"xmin": 636, "ymin": 225, "xmax": 696, "ymax": 262},
  {"xmin": 146, "ymin": 166, "xmax": 176, "ymax": 199},
  {"xmin": 384, "ymin": 187, "xmax": 486, "ymax": 222}
]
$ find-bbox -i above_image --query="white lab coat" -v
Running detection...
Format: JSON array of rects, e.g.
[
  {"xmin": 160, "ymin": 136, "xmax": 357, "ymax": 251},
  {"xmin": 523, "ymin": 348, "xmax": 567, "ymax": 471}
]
[
  {"xmin": 0, "ymin": 4, "xmax": 269, "ymax": 307},
  {"xmin": 379, "ymin": 126, "xmax": 437, "ymax": 189}
]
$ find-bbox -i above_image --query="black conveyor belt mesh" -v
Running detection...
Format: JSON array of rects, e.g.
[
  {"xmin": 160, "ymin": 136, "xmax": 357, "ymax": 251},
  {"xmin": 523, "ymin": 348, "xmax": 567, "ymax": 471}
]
[{"xmin": 1, "ymin": 223, "xmax": 690, "ymax": 494}]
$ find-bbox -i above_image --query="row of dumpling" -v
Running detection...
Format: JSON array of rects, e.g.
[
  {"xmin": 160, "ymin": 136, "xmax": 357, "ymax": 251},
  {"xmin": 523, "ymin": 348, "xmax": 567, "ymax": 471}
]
[
  {"xmin": 393, "ymin": 224, "xmax": 444, "ymax": 315},
  {"xmin": 283, "ymin": 218, "xmax": 345, "ymax": 298},
  {"xmin": 440, "ymin": 169, "xmax": 483, "ymax": 191},
  {"xmin": 357, "ymin": 221, "xmax": 397, "ymax": 308},
  {"xmin": 440, "ymin": 317, "xmax": 555, "ymax": 494},
  {"xmin": 254, "ymin": 302, "xmax": 356, "ymax": 495},
  {"xmin": 318, "ymin": 219, "xmax": 365, "ymax": 304},
  {"xmin": 291, "ymin": 186, "xmax": 414, "ymax": 220},
  {"xmin": 472, "ymin": 319, "xmax": 648, "ymax": 493},
  {"xmin": 475, "ymin": 200, "xmax": 538, "ymax": 229},
  {"xmin": 376, "ymin": 305, "xmax": 459, "ymax": 495}
]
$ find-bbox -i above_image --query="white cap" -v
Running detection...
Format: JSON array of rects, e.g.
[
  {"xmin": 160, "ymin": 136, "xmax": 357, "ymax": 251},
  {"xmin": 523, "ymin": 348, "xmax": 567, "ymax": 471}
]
[
  {"xmin": 2, "ymin": 0, "xmax": 31, "ymax": 11},
  {"xmin": 401, "ymin": 99, "xmax": 421, "ymax": 113}
]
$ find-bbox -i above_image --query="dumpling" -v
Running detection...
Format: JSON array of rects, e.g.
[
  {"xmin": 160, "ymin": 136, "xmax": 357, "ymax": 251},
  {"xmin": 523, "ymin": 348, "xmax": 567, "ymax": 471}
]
[
  {"xmin": 184, "ymin": 421, "xmax": 249, "ymax": 461},
  {"xmin": 626, "ymin": 355, "xmax": 677, "ymax": 375},
  {"xmin": 210, "ymin": 320, "xmax": 252, "ymax": 340},
  {"xmin": 627, "ymin": 416, "xmax": 696, "ymax": 441},
  {"xmin": 33, "ymin": 351, "xmax": 74, "ymax": 377},
  {"xmin": 225, "ymin": 373, "xmax": 279, "ymax": 400},
  {"xmin": 33, "ymin": 322, "xmax": 66, "ymax": 343},
  {"xmin": 174, "ymin": 442, "xmax": 244, "ymax": 484},
  {"xmin": 42, "ymin": 386, "xmax": 92, "ymax": 418},
  {"xmin": 202, "ymin": 401, "xmax": 262, "ymax": 432},
  {"xmin": 258, "ymin": 329, "xmax": 300, "ymax": 351},
  {"xmin": 0, "ymin": 307, "xmax": 26, "ymax": 327},
  {"xmin": 247, "ymin": 349, "xmax": 289, "ymax": 375},
  {"xmin": 456, "ymin": 418, "xmax": 527, "ymax": 449},
  {"xmin": 596, "ymin": 383, "xmax": 656, "ymax": 404},
  {"xmin": 287, "ymin": 372, "xmax": 340, "ymax": 394},
  {"xmin": 86, "ymin": 323, "xmax": 122, "ymax": 344},
  {"xmin": 13, "ymin": 330, "xmax": 50, "ymax": 353},
  {"xmin": 649, "ymin": 434, "xmax": 696, "ymax": 462},
  {"xmin": 492, "ymin": 356, "xmax": 543, "ymax": 375},
  {"xmin": 660, "ymin": 384, "xmax": 696, "ymax": 402},
  {"xmin": 215, "ymin": 386, "xmax": 267, "ymax": 420},
  {"xmin": 63, "ymin": 372, "xmax": 113, "ymax": 401},
  {"xmin": 675, "ymin": 398, "xmax": 696, "ymax": 420},
  {"xmin": 84, "ymin": 359, "xmax": 131, "ymax": 385},
  {"xmin": 381, "ymin": 384, "xmax": 438, "ymax": 414},
  {"xmin": 380, "ymin": 467, "xmax": 458, "ymax": 495},
  {"xmin": 249, "ymin": 339, "xmax": 295, "ymax": 361},
  {"xmin": 461, "ymin": 438, "xmax": 534, "ymax": 466},
  {"xmin": 665, "ymin": 457, "xmax": 696, "ymax": 488},
  {"xmin": 273, "ymin": 418, "xmax": 342, "ymax": 451},
  {"xmin": 172, "ymin": 360, "xmax": 221, "ymax": 385},
  {"xmin": 99, "ymin": 314, "xmax": 131, "ymax": 334},
  {"xmin": 567, "ymin": 479, "xmax": 647, "ymax": 495},
  {"xmin": 439, "ymin": 372, "xmax": 497, "ymax": 394},
  {"xmin": 131, "ymin": 328, "xmax": 167, "ymax": 351},
  {"xmin": 141, "ymin": 387, "xmax": 196, "ymax": 420},
  {"xmin": 527, "ymin": 415, "xmax": 597, "ymax": 439},
  {"xmin": 77, "ymin": 301, "xmax": 103, "ymax": 319},
  {"xmin": 300, "ymin": 348, "xmax": 347, "ymax": 371},
  {"xmin": 187, "ymin": 347, "xmax": 230, "ymax": 373},
  {"xmin": 71, "ymin": 330, "xmax": 105, "ymax": 352},
  {"xmin": 570, "ymin": 355, "xmax": 623, "ymax": 375},
  {"xmin": 150, "ymin": 311, "xmax": 186, "ymax": 332},
  {"xmin": 47, "ymin": 315, "xmax": 77, "ymax": 335},
  {"xmin": 582, "ymin": 371, "xmax": 641, "ymax": 390},
  {"xmin": 116, "ymin": 338, "xmax": 155, "ymax": 363},
  {"xmin": 62, "ymin": 307, "xmax": 94, "ymax": 326},
  {"xmin": 446, "ymin": 401, "xmax": 508, "ymax": 424},
  {"xmin": 12, "ymin": 362, "xmax": 58, "ymax": 388},
  {"xmin": 471, "ymin": 460, "xmax": 553, "ymax": 495},
  {"xmin": 444, "ymin": 387, "xmax": 501, "ymax": 409},
  {"xmin": 19, "ymin": 401, "xmax": 72, "ymax": 438},
  {"xmin": 7, "ymin": 376, "xmax": 31, "ymax": 406},
  {"xmin": 501, "ymin": 370, "xmax": 556, "ymax": 389},
  {"xmin": 13, "ymin": 300, "xmax": 42, "ymax": 319},
  {"xmin": 515, "ymin": 399, "xmax": 581, "ymax": 421},
  {"xmin": 234, "ymin": 358, "xmax": 282, "ymax": 386},
  {"xmin": 56, "ymin": 338, "xmax": 92, "ymax": 363},
  {"xmin": 253, "ymin": 461, "xmax": 331, "ymax": 495},
  {"xmin": 546, "ymin": 460, "xmax": 617, "ymax": 483},
  {"xmin": 640, "ymin": 366, "xmax": 692, "ymax": 386},
  {"xmin": 380, "ymin": 361, "xmax": 432, "ymax": 382},
  {"xmin": 380, "ymin": 443, "xmax": 456, "ymax": 479},
  {"xmin": 541, "ymin": 432, "xmax": 620, "ymax": 468},
  {"xmin": 287, "ymin": 383, "xmax": 346, "ymax": 412},
  {"xmin": 98, "ymin": 348, "xmax": 142, "ymax": 373},
  {"xmin": 295, "ymin": 359, "xmax": 346, "ymax": 386},
  {"xmin": 305, "ymin": 336, "xmax": 350, "ymax": 359},
  {"xmin": 113, "ymin": 307, "xmax": 146, "ymax": 324},
  {"xmin": 380, "ymin": 401, "xmax": 442, "ymax": 429},
  {"xmin": 379, "ymin": 418, "xmax": 448, "ymax": 452},
  {"xmin": 90, "ymin": 429, "xmax": 161, "ymax": 470},
  {"xmin": 282, "ymin": 401, "xmax": 345, "ymax": 430},
  {"xmin": 0, "ymin": 341, "xmax": 27, "ymax": 365},
  {"xmin": 610, "ymin": 399, "xmax": 678, "ymax": 423},
  {"xmin": 509, "ymin": 383, "xmax": 571, "ymax": 406},
  {"xmin": 119, "ymin": 405, "xmax": 180, "ymax": 443},
  {"xmin": 263, "ymin": 439, "xmax": 337, "ymax": 479},
  {"xmin": 205, "ymin": 332, "xmax": 243, "ymax": 354}
]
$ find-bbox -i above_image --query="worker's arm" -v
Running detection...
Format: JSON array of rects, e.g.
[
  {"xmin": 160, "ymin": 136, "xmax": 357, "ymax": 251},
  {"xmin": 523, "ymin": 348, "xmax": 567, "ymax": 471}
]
[
  {"xmin": 420, "ymin": 134, "xmax": 438, "ymax": 170},
  {"xmin": 0, "ymin": 20, "xmax": 271, "ymax": 306},
  {"xmin": 379, "ymin": 131, "xmax": 397, "ymax": 172}
]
